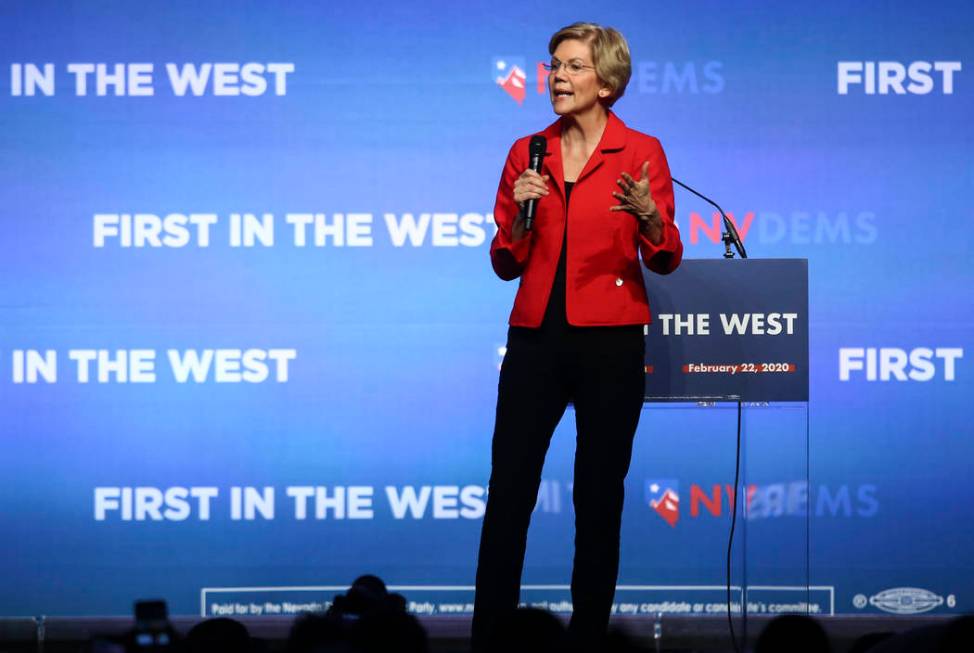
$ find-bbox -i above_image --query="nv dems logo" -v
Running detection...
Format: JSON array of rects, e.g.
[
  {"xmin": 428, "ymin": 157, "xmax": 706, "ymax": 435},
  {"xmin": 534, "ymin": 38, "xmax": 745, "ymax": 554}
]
[
  {"xmin": 855, "ymin": 588, "xmax": 946, "ymax": 615},
  {"xmin": 644, "ymin": 478, "xmax": 877, "ymax": 528}
]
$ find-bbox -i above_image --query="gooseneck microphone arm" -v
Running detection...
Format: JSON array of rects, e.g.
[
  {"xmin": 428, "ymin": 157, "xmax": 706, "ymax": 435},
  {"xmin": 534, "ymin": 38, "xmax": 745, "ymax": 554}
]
[{"xmin": 671, "ymin": 177, "xmax": 748, "ymax": 259}]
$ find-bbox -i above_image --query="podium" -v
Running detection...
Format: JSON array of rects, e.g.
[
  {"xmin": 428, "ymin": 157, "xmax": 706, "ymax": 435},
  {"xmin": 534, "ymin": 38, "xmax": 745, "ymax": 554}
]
[{"xmin": 635, "ymin": 258, "xmax": 811, "ymax": 646}]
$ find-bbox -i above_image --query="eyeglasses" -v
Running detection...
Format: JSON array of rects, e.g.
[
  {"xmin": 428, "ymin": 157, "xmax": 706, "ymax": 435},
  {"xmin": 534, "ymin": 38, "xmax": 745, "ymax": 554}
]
[{"xmin": 542, "ymin": 58, "xmax": 596, "ymax": 75}]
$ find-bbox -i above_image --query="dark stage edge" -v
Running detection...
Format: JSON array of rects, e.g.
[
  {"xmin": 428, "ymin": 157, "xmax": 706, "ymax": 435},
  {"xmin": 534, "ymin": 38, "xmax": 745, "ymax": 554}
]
[{"xmin": 0, "ymin": 614, "xmax": 954, "ymax": 653}]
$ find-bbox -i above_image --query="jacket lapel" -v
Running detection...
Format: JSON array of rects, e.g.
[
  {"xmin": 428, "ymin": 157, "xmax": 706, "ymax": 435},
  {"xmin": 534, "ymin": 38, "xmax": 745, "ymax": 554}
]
[
  {"xmin": 537, "ymin": 111, "xmax": 628, "ymax": 193},
  {"xmin": 575, "ymin": 110, "xmax": 627, "ymax": 184}
]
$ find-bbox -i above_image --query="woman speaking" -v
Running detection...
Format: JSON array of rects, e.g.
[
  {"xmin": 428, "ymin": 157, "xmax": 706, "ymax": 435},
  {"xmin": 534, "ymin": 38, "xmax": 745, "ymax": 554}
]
[{"xmin": 472, "ymin": 22, "xmax": 683, "ymax": 650}]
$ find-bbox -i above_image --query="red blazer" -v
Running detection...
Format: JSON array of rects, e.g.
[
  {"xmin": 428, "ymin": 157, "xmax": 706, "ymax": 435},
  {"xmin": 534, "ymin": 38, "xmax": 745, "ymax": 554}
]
[{"xmin": 490, "ymin": 111, "xmax": 683, "ymax": 327}]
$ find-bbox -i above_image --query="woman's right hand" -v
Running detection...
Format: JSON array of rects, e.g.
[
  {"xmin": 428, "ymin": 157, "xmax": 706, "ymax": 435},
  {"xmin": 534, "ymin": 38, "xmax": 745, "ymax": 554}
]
[
  {"xmin": 511, "ymin": 169, "xmax": 549, "ymax": 242},
  {"xmin": 513, "ymin": 169, "xmax": 550, "ymax": 208}
]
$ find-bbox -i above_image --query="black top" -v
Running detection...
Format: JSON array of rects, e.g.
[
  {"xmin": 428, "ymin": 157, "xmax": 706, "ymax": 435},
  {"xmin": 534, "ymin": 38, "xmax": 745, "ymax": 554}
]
[{"xmin": 540, "ymin": 181, "xmax": 574, "ymax": 331}]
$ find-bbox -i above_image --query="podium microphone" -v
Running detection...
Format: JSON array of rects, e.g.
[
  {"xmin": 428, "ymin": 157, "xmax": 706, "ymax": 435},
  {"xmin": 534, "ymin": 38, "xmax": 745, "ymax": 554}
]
[
  {"xmin": 671, "ymin": 177, "xmax": 747, "ymax": 259},
  {"xmin": 523, "ymin": 135, "xmax": 547, "ymax": 231}
]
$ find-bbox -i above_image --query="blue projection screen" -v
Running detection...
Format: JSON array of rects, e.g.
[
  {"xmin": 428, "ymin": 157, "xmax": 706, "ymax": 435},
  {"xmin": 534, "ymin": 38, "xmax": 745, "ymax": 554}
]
[{"xmin": 1, "ymin": 1, "xmax": 972, "ymax": 619}]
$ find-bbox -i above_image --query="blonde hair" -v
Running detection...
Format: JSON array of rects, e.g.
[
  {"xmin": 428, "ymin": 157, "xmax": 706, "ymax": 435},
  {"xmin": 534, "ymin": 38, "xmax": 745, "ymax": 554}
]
[{"xmin": 548, "ymin": 22, "xmax": 632, "ymax": 107}]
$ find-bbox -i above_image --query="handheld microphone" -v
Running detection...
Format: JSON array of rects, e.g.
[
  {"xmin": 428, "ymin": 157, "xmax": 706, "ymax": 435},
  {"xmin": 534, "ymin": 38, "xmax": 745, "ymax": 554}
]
[{"xmin": 523, "ymin": 135, "xmax": 547, "ymax": 231}]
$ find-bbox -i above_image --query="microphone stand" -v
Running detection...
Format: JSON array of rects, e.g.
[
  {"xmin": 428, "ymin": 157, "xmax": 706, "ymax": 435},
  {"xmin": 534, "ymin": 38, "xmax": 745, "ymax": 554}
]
[
  {"xmin": 671, "ymin": 177, "xmax": 748, "ymax": 259},
  {"xmin": 669, "ymin": 176, "xmax": 748, "ymax": 653}
]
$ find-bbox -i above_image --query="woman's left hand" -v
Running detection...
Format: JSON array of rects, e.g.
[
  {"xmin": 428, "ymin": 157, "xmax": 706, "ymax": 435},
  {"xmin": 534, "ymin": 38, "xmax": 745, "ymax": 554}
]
[{"xmin": 611, "ymin": 160, "xmax": 663, "ymax": 243}]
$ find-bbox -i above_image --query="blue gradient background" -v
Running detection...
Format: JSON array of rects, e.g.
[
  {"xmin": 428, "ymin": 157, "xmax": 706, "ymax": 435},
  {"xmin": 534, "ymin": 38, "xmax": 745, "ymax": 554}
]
[{"xmin": 1, "ymin": 1, "xmax": 972, "ymax": 617}]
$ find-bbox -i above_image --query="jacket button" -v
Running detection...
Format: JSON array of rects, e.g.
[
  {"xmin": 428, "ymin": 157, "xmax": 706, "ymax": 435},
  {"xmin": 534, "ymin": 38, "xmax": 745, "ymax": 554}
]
[{"xmin": 615, "ymin": 278, "xmax": 624, "ymax": 287}]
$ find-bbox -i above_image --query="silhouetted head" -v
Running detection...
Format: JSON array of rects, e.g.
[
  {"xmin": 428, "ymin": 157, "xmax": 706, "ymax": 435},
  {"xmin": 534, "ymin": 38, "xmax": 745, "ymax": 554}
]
[
  {"xmin": 329, "ymin": 575, "xmax": 407, "ymax": 618},
  {"xmin": 286, "ymin": 612, "xmax": 350, "ymax": 653},
  {"xmin": 351, "ymin": 610, "xmax": 428, "ymax": 653},
  {"xmin": 185, "ymin": 618, "xmax": 251, "ymax": 653},
  {"xmin": 755, "ymin": 615, "xmax": 830, "ymax": 653}
]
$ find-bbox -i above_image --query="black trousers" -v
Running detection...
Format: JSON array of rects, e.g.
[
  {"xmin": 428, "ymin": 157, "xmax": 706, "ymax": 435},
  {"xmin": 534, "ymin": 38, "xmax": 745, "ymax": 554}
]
[{"xmin": 471, "ymin": 324, "xmax": 646, "ymax": 650}]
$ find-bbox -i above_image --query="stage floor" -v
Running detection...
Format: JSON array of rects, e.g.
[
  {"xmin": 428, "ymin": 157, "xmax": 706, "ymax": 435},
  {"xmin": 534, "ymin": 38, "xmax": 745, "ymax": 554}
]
[{"xmin": 0, "ymin": 614, "xmax": 954, "ymax": 653}]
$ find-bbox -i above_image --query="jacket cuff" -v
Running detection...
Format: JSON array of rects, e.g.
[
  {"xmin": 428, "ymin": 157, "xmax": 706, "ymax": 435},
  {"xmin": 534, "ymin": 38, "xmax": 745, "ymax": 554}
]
[{"xmin": 639, "ymin": 221, "xmax": 682, "ymax": 274}]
